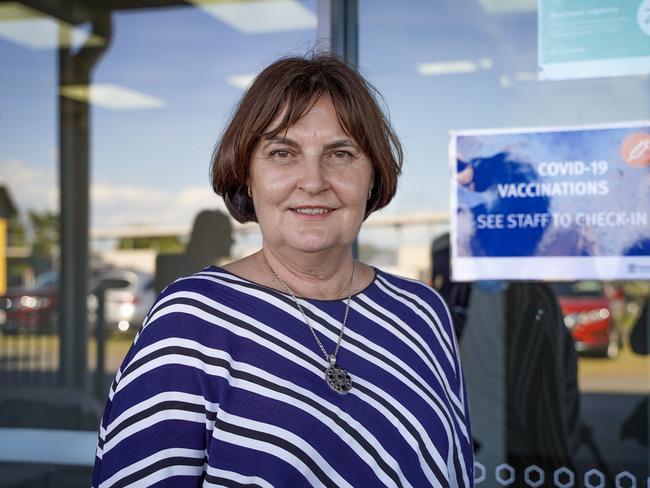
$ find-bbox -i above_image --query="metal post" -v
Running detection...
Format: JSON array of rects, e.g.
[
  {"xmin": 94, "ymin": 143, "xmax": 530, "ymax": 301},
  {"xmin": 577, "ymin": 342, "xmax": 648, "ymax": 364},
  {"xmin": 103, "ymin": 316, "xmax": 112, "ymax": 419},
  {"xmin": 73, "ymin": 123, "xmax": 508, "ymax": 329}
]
[
  {"xmin": 94, "ymin": 286, "xmax": 106, "ymax": 401},
  {"xmin": 58, "ymin": 16, "xmax": 111, "ymax": 390},
  {"xmin": 58, "ymin": 50, "xmax": 90, "ymax": 390},
  {"xmin": 317, "ymin": 0, "xmax": 358, "ymax": 67}
]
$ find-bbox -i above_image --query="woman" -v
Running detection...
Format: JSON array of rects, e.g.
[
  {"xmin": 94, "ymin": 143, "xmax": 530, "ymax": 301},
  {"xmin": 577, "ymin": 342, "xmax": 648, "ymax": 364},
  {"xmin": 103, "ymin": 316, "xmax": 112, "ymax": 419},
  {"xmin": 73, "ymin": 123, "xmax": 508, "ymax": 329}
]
[{"xmin": 93, "ymin": 54, "xmax": 473, "ymax": 488}]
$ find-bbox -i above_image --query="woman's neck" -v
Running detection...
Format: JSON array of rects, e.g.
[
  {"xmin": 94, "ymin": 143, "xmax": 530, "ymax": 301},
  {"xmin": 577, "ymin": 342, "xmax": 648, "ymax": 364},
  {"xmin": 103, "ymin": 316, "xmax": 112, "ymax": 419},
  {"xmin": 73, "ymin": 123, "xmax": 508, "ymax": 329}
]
[{"xmin": 258, "ymin": 246, "xmax": 355, "ymax": 300}]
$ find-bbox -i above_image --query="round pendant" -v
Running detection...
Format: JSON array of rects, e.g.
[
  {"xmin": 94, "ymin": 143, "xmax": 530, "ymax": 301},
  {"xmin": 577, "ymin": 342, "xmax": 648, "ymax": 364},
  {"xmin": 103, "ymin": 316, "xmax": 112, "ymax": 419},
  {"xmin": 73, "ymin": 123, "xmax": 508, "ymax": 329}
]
[{"xmin": 325, "ymin": 364, "xmax": 352, "ymax": 394}]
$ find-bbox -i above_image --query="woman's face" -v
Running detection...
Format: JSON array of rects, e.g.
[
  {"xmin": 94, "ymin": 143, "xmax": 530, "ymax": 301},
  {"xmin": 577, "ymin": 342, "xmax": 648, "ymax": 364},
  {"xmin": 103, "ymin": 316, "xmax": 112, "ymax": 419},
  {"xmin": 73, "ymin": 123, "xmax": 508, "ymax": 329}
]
[{"xmin": 248, "ymin": 96, "xmax": 374, "ymax": 258}]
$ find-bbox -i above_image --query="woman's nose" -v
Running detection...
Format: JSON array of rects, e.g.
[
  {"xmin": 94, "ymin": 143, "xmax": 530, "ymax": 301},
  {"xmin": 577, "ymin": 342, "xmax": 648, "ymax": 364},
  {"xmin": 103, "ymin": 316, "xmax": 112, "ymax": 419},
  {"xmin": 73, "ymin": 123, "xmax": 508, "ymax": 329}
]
[{"xmin": 297, "ymin": 157, "xmax": 329, "ymax": 194}]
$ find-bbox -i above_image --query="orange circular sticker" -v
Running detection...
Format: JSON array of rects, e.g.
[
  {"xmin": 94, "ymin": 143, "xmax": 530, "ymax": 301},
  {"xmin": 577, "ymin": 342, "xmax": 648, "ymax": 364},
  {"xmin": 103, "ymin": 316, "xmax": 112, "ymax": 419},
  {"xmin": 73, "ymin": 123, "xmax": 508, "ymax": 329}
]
[{"xmin": 620, "ymin": 132, "xmax": 650, "ymax": 168}]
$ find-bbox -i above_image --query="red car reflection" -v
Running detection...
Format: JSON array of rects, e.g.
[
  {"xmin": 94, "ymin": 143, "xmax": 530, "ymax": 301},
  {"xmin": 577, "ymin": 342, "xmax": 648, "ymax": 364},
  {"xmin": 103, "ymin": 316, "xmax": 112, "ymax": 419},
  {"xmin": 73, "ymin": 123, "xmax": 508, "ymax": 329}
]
[
  {"xmin": 0, "ymin": 271, "xmax": 59, "ymax": 334},
  {"xmin": 552, "ymin": 281, "xmax": 621, "ymax": 359}
]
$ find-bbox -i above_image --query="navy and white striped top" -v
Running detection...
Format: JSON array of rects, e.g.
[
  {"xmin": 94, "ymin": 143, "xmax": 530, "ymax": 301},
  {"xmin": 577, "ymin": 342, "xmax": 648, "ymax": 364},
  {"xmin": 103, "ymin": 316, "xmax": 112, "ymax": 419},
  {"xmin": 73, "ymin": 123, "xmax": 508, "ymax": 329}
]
[{"xmin": 92, "ymin": 266, "xmax": 474, "ymax": 488}]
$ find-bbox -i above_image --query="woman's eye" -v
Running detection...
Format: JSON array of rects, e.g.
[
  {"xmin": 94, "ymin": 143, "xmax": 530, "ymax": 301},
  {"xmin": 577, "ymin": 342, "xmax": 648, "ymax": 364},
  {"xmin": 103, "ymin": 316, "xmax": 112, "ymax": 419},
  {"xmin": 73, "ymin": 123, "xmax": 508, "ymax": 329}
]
[
  {"xmin": 270, "ymin": 150, "xmax": 291, "ymax": 159},
  {"xmin": 332, "ymin": 150, "xmax": 353, "ymax": 160}
]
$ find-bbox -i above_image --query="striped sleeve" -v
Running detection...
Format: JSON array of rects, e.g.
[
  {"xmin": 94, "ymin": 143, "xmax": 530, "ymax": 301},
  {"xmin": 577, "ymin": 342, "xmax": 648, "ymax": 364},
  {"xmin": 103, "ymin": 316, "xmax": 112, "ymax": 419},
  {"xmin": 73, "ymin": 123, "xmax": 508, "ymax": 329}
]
[
  {"xmin": 415, "ymin": 280, "xmax": 474, "ymax": 487},
  {"xmin": 426, "ymin": 282, "xmax": 474, "ymax": 486},
  {"xmin": 92, "ymin": 281, "xmax": 219, "ymax": 488},
  {"xmin": 376, "ymin": 272, "xmax": 474, "ymax": 486}
]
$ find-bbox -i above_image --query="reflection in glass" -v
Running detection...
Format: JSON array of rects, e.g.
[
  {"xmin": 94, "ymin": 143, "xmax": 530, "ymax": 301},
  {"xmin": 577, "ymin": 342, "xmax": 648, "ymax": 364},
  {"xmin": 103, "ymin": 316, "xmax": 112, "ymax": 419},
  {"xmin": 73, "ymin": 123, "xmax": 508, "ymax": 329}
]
[
  {"xmin": 1, "ymin": 1, "xmax": 317, "ymax": 483},
  {"xmin": 360, "ymin": 0, "xmax": 649, "ymax": 483}
]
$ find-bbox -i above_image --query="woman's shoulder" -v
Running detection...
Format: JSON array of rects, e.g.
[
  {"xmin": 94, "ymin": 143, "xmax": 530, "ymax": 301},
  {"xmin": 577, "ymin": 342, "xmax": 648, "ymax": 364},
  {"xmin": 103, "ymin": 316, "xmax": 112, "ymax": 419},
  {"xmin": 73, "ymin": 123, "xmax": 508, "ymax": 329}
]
[
  {"xmin": 155, "ymin": 264, "xmax": 245, "ymax": 302},
  {"xmin": 137, "ymin": 266, "xmax": 246, "ymax": 335},
  {"xmin": 372, "ymin": 267, "xmax": 455, "ymax": 335},
  {"xmin": 373, "ymin": 267, "xmax": 445, "ymax": 304},
  {"xmin": 117, "ymin": 266, "xmax": 241, "ymax": 371}
]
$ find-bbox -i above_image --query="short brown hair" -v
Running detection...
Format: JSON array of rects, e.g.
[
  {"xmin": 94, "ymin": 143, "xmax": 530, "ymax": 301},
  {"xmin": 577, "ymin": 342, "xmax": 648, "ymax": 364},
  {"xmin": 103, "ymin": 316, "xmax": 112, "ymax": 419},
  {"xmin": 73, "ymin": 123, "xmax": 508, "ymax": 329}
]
[{"xmin": 210, "ymin": 53, "xmax": 403, "ymax": 223}]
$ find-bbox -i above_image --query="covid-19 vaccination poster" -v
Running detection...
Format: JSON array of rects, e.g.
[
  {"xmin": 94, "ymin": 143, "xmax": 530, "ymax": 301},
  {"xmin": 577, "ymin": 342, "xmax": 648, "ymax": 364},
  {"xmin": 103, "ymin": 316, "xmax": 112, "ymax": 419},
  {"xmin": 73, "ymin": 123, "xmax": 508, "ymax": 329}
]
[{"xmin": 450, "ymin": 122, "xmax": 650, "ymax": 281}]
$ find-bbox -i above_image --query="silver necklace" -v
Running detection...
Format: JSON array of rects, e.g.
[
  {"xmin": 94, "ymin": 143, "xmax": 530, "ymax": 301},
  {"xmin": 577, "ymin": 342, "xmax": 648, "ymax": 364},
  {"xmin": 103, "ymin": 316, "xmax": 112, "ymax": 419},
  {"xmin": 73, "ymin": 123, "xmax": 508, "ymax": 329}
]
[{"xmin": 266, "ymin": 258, "xmax": 355, "ymax": 394}]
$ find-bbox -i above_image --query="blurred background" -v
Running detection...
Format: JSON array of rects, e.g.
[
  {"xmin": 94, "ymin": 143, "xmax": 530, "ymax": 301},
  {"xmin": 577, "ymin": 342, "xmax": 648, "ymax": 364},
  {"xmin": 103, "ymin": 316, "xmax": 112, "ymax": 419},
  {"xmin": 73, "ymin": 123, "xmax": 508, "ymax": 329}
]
[{"xmin": 1, "ymin": 0, "xmax": 648, "ymax": 486}]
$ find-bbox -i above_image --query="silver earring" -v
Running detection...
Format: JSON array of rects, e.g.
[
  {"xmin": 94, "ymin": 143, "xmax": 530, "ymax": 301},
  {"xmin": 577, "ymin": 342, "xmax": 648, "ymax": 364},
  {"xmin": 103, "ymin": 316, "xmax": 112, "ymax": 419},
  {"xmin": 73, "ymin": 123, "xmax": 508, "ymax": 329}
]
[
  {"xmin": 247, "ymin": 186, "xmax": 252, "ymax": 198},
  {"xmin": 368, "ymin": 188, "xmax": 372, "ymax": 200}
]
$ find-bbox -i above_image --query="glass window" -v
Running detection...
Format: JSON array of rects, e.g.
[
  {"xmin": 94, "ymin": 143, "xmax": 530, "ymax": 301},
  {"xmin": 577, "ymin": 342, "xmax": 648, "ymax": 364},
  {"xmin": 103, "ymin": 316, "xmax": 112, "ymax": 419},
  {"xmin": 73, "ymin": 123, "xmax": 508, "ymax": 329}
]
[
  {"xmin": 360, "ymin": 0, "xmax": 649, "ymax": 484},
  {"xmin": 1, "ymin": 1, "xmax": 316, "ymax": 483}
]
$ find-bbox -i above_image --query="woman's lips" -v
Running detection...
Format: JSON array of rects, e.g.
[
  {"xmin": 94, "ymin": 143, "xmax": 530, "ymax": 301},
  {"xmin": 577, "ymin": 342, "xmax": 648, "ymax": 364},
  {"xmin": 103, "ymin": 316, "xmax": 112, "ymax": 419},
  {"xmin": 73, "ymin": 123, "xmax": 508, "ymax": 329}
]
[{"xmin": 290, "ymin": 207, "xmax": 334, "ymax": 219}]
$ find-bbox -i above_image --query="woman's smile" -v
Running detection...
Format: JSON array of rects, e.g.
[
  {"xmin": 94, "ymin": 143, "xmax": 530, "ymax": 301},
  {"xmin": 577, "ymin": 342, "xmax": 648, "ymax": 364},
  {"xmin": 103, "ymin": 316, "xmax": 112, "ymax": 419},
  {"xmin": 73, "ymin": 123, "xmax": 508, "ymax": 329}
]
[{"xmin": 291, "ymin": 206, "xmax": 335, "ymax": 219}]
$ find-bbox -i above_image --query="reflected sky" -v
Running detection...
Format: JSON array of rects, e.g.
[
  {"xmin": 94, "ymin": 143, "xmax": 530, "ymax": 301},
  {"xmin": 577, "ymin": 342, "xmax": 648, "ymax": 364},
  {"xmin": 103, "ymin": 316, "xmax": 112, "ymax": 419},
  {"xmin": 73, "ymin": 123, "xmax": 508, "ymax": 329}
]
[
  {"xmin": 1, "ymin": 0, "xmax": 649, "ymax": 245},
  {"xmin": 1, "ymin": 0, "xmax": 317, "ymax": 229},
  {"xmin": 359, "ymin": 0, "xmax": 649, "ymax": 214}
]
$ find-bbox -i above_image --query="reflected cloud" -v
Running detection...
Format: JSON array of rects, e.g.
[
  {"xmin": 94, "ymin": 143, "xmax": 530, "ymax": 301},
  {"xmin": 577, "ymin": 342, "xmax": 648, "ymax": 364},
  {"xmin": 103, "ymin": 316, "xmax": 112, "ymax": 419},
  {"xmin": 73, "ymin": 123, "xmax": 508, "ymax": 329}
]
[
  {"xmin": 59, "ymin": 84, "xmax": 165, "ymax": 110},
  {"xmin": 227, "ymin": 74, "xmax": 256, "ymax": 90},
  {"xmin": 478, "ymin": 0, "xmax": 537, "ymax": 14},
  {"xmin": 0, "ymin": 158, "xmax": 227, "ymax": 230},
  {"xmin": 190, "ymin": 0, "xmax": 316, "ymax": 34},
  {"xmin": 0, "ymin": 2, "xmax": 105, "ymax": 50},
  {"xmin": 0, "ymin": 159, "xmax": 57, "ymax": 211},
  {"xmin": 91, "ymin": 182, "xmax": 228, "ymax": 228},
  {"xmin": 417, "ymin": 58, "xmax": 493, "ymax": 76}
]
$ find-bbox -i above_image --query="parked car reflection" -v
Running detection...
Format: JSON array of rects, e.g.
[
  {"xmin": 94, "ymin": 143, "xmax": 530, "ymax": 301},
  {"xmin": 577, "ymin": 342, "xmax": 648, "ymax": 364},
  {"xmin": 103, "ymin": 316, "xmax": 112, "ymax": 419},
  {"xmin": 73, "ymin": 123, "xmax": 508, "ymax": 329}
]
[
  {"xmin": 88, "ymin": 269, "xmax": 156, "ymax": 334},
  {"xmin": 1, "ymin": 268, "xmax": 155, "ymax": 335},
  {"xmin": 552, "ymin": 281, "xmax": 622, "ymax": 359},
  {"xmin": 0, "ymin": 271, "xmax": 59, "ymax": 334}
]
